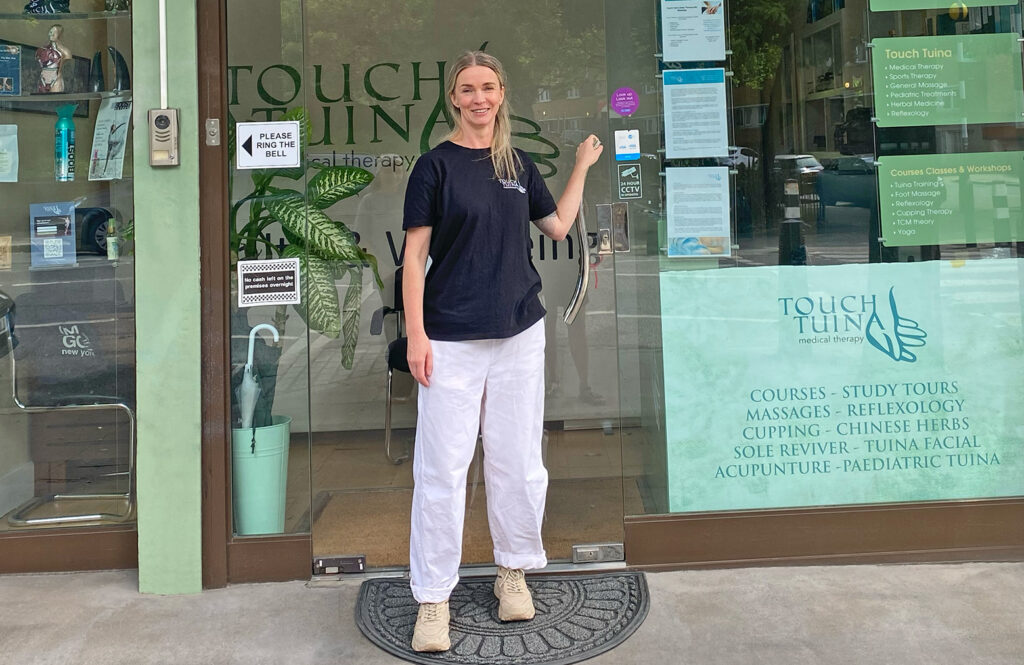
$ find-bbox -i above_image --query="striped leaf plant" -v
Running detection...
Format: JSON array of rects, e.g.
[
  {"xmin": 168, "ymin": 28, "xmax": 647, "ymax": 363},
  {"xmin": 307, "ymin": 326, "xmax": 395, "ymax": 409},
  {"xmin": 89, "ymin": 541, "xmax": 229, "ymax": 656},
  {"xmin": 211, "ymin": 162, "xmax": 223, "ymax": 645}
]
[{"xmin": 229, "ymin": 108, "xmax": 382, "ymax": 375}]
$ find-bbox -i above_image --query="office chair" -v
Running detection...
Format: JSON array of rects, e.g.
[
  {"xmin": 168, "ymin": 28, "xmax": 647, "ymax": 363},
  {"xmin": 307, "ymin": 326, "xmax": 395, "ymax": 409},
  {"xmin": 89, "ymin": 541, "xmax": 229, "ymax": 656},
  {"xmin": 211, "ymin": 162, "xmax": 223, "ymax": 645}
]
[
  {"xmin": 0, "ymin": 287, "xmax": 135, "ymax": 526},
  {"xmin": 370, "ymin": 267, "xmax": 410, "ymax": 464}
]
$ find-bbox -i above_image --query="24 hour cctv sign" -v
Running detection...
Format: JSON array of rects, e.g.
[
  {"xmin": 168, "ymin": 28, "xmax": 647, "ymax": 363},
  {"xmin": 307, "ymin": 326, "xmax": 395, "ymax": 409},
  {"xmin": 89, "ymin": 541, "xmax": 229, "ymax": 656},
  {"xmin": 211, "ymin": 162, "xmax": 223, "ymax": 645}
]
[{"xmin": 236, "ymin": 121, "xmax": 301, "ymax": 169}]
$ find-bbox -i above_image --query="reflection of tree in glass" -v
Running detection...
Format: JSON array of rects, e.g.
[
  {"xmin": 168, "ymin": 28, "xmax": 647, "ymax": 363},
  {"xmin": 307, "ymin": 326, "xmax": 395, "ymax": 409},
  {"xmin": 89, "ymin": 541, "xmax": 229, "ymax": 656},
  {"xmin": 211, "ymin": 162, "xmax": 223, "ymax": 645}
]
[
  {"xmin": 730, "ymin": 0, "xmax": 802, "ymax": 90},
  {"xmin": 303, "ymin": 0, "xmax": 604, "ymax": 124},
  {"xmin": 306, "ymin": 0, "xmax": 601, "ymax": 87}
]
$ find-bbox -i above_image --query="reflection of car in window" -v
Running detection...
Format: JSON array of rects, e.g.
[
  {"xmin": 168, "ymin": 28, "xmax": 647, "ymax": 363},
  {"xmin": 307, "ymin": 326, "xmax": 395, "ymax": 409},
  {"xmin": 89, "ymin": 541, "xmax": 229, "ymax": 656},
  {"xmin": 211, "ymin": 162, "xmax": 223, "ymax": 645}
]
[
  {"xmin": 817, "ymin": 156, "xmax": 877, "ymax": 209},
  {"xmin": 773, "ymin": 154, "xmax": 824, "ymax": 183},
  {"xmin": 717, "ymin": 146, "xmax": 759, "ymax": 169}
]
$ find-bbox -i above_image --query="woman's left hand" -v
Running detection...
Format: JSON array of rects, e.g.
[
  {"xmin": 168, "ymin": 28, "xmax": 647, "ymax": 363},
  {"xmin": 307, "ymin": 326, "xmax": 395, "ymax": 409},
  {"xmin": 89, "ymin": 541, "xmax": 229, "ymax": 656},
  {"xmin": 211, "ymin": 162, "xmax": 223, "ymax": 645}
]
[{"xmin": 575, "ymin": 134, "xmax": 604, "ymax": 170}]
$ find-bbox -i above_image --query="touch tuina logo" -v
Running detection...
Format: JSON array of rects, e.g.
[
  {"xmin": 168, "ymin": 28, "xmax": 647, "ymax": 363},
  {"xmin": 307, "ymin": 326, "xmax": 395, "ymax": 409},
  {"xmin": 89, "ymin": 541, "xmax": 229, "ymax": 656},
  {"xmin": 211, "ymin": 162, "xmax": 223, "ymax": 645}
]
[
  {"xmin": 778, "ymin": 287, "xmax": 927, "ymax": 362},
  {"xmin": 865, "ymin": 287, "xmax": 927, "ymax": 362}
]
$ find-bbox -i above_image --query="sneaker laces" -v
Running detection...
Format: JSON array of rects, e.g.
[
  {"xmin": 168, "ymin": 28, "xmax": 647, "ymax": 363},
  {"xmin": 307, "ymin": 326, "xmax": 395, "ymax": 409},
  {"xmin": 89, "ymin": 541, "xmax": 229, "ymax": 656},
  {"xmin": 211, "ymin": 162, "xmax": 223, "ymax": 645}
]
[
  {"xmin": 421, "ymin": 602, "xmax": 443, "ymax": 621},
  {"xmin": 502, "ymin": 568, "xmax": 526, "ymax": 593}
]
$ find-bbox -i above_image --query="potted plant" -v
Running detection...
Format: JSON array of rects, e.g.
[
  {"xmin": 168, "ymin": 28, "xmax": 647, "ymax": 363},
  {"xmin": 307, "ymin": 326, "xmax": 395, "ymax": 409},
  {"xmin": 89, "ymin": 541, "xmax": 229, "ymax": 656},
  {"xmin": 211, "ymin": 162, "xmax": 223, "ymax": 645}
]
[{"xmin": 228, "ymin": 108, "xmax": 381, "ymax": 535}]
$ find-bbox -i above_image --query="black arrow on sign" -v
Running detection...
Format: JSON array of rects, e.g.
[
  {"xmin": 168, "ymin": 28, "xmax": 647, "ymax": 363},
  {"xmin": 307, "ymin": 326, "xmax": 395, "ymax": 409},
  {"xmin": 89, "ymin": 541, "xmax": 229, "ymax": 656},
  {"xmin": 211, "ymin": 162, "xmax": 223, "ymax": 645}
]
[{"xmin": 242, "ymin": 135, "xmax": 253, "ymax": 156}]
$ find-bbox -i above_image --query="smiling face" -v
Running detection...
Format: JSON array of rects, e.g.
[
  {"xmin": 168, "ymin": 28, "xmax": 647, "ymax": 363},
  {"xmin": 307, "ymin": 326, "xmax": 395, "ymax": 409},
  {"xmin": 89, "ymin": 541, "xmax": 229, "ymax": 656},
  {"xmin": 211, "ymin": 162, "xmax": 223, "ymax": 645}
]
[{"xmin": 451, "ymin": 65, "xmax": 505, "ymax": 134}]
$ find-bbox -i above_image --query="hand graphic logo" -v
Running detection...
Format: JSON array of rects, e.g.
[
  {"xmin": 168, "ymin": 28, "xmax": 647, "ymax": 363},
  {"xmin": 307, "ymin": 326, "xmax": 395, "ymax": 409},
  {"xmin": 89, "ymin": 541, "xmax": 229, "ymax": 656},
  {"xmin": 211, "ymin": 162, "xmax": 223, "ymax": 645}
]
[{"xmin": 866, "ymin": 287, "xmax": 927, "ymax": 362}]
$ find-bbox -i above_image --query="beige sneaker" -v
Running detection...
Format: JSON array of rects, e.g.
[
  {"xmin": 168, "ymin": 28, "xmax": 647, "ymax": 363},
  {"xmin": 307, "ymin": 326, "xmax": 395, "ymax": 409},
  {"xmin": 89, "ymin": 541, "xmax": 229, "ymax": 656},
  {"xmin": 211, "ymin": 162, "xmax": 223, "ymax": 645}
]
[
  {"xmin": 494, "ymin": 566, "xmax": 535, "ymax": 621},
  {"xmin": 411, "ymin": 601, "xmax": 451, "ymax": 652}
]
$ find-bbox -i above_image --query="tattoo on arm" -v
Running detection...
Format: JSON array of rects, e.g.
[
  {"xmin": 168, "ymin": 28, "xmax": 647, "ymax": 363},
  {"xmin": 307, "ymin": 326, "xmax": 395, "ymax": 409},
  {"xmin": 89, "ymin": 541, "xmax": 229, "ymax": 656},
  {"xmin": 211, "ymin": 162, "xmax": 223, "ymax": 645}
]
[{"xmin": 533, "ymin": 213, "xmax": 561, "ymax": 236}]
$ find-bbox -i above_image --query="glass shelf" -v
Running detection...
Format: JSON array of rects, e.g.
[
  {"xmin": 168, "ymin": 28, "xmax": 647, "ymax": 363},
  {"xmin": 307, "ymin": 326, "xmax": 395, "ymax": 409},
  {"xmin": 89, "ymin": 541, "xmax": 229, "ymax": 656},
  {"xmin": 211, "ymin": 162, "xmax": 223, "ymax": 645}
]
[
  {"xmin": 0, "ymin": 11, "xmax": 129, "ymax": 21},
  {"xmin": 0, "ymin": 90, "xmax": 131, "ymax": 102},
  {"xmin": 0, "ymin": 176, "xmax": 133, "ymax": 185}
]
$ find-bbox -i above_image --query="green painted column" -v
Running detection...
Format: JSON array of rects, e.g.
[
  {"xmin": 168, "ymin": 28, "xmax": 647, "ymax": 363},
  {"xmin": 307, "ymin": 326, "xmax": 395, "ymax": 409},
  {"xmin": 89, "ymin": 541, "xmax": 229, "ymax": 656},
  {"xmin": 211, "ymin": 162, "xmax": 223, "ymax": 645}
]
[{"xmin": 132, "ymin": 2, "xmax": 203, "ymax": 594}]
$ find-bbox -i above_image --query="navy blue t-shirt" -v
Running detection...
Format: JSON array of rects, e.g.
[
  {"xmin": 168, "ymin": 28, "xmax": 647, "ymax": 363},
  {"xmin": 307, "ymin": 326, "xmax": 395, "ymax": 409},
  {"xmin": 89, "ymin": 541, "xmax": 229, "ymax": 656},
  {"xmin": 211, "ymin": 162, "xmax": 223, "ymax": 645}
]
[{"xmin": 403, "ymin": 141, "xmax": 557, "ymax": 341}]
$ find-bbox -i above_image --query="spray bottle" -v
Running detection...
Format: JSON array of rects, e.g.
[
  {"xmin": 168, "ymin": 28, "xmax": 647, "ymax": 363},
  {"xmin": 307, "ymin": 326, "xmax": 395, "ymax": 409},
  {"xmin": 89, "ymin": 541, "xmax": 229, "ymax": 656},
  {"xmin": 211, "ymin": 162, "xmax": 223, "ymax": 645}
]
[{"xmin": 54, "ymin": 104, "xmax": 77, "ymax": 182}]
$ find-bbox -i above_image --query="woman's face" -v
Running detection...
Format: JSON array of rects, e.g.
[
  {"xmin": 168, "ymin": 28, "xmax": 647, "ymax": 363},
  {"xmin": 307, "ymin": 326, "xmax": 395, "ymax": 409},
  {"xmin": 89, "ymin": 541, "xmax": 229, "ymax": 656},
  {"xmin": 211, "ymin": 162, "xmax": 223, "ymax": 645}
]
[{"xmin": 451, "ymin": 65, "xmax": 504, "ymax": 132}]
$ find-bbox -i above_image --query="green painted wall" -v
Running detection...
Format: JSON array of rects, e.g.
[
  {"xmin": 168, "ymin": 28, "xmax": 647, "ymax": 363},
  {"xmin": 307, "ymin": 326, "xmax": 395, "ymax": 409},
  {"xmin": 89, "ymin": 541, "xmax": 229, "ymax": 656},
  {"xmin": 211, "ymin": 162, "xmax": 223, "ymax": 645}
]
[{"xmin": 132, "ymin": 3, "xmax": 202, "ymax": 594}]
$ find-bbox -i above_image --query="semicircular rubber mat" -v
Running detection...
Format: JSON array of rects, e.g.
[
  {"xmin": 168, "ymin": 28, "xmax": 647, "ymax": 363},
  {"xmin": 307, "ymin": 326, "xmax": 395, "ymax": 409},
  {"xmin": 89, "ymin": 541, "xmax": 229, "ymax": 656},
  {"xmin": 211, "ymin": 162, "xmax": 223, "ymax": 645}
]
[{"xmin": 356, "ymin": 572, "xmax": 649, "ymax": 665}]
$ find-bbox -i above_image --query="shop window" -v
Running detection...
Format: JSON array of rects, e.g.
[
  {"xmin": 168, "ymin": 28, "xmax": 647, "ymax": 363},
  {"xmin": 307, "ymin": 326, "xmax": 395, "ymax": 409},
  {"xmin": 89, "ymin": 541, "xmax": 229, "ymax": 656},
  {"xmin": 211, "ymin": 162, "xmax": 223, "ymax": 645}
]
[
  {"xmin": 646, "ymin": 0, "xmax": 1024, "ymax": 519},
  {"xmin": 0, "ymin": 6, "xmax": 135, "ymax": 531}
]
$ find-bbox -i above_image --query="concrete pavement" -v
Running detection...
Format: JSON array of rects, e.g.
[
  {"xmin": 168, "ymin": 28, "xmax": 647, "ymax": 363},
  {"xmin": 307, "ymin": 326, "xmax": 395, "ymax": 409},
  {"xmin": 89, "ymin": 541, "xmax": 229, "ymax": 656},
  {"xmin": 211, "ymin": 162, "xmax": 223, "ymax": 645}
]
[{"xmin": 1, "ymin": 562, "xmax": 1022, "ymax": 664}]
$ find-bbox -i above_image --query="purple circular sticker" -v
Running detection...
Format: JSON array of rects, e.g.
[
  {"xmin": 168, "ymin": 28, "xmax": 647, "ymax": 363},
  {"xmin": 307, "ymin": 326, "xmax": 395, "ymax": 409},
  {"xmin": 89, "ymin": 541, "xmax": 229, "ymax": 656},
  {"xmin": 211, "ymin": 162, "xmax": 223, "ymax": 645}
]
[{"xmin": 610, "ymin": 87, "xmax": 639, "ymax": 116}]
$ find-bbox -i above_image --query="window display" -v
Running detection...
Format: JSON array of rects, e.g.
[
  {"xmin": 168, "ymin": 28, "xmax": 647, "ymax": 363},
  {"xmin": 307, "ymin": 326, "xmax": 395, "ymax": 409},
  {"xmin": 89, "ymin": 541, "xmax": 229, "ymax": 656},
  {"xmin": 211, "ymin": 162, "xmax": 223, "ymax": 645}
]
[{"xmin": 0, "ymin": 0, "xmax": 134, "ymax": 531}]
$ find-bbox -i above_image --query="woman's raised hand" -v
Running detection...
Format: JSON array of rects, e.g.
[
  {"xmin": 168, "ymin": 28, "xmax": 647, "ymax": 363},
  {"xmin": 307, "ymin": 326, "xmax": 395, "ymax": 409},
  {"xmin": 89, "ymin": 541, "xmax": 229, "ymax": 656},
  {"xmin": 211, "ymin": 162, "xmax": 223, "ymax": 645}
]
[{"xmin": 575, "ymin": 134, "xmax": 604, "ymax": 170}]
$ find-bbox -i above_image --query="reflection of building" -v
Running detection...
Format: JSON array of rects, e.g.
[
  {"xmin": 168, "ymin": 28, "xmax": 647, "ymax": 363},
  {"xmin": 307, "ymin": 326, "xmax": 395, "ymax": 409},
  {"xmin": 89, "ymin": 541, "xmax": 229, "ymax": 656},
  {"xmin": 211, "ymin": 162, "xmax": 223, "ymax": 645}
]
[
  {"xmin": 532, "ymin": 81, "xmax": 603, "ymax": 146},
  {"xmin": 774, "ymin": 0, "xmax": 874, "ymax": 158}
]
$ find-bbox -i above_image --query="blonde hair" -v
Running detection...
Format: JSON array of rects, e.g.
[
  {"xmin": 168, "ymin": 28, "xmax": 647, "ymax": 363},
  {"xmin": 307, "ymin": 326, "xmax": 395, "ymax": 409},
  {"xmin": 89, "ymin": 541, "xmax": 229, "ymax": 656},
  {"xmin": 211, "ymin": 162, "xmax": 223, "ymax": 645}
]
[{"xmin": 445, "ymin": 51, "xmax": 522, "ymax": 181}]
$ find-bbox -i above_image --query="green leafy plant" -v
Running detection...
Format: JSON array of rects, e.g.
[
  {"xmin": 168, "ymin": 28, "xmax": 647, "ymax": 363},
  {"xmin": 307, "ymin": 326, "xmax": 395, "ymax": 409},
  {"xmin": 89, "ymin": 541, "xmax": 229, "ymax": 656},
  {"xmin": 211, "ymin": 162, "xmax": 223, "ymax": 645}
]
[{"xmin": 229, "ymin": 108, "xmax": 382, "ymax": 373}]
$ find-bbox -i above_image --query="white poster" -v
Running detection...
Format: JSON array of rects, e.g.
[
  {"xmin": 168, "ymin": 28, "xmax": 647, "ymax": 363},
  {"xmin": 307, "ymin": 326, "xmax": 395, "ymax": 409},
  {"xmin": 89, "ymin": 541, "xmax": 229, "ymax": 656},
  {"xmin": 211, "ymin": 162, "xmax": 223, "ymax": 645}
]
[
  {"xmin": 661, "ymin": 0, "xmax": 727, "ymax": 63},
  {"xmin": 88, "ymin": 98, "xmax": 132, "ymax": 181},
  {"xmin": 237, "ymin": 258, "xmax": 302, "ymax": 308},
  {"xmin": 663, "ymin": 69, "xmax": 728, "ymax": 159},
  {"xmin": 0, "ymin": 124, "xmax": 17, "ymax": 183},
  {"xmin": 665, "ymin": 166, "xmax": 731, "ymax": 257}
]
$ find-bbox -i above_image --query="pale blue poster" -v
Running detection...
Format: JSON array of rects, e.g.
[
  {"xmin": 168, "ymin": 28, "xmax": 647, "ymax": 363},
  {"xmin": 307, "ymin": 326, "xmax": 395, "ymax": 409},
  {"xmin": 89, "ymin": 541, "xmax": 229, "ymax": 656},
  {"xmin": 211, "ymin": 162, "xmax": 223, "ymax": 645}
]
[{"xmin": 660, "ymin": 260, "xmax": 1024, "ymax": 512}]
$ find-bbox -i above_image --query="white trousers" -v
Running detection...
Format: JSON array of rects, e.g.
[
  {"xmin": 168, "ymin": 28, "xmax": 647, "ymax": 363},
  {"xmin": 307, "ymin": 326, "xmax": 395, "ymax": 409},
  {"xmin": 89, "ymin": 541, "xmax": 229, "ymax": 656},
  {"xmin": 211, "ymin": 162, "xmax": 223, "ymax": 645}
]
[{"xmin": 409, "ymin": 319, "xmax": 548, "ymax": 603}]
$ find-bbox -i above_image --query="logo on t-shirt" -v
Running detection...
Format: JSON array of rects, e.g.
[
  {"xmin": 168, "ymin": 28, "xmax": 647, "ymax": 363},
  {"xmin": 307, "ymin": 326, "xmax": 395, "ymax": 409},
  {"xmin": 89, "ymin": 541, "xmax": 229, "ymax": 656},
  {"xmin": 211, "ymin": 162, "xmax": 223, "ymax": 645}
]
[{"xmin": 498, "ymin": 178, "xmax": 526, "ymax": 194}]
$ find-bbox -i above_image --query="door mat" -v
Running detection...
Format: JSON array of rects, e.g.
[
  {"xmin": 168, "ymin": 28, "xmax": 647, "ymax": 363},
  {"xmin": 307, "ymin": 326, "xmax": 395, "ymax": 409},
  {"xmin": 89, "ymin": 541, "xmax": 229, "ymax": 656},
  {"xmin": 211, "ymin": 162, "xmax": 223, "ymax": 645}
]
[{"xmin": 356, "ymin": 572, "xmax": 649, "ymax": 665}]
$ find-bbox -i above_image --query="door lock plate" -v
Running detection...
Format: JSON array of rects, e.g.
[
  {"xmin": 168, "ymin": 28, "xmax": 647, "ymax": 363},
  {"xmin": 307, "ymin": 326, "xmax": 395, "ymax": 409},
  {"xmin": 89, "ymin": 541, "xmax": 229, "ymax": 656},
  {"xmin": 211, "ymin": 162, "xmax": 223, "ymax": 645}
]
[
  {"xmin": 594, "ymin": 203, "xmax": 629, "ymax": 254},
  {"xmin": 572, "ymin": 542, "xmax": 625, "ymax": 563},
  {"xmin": 313, "ymin": 555, "xmax": 366, "ymax": 575}
]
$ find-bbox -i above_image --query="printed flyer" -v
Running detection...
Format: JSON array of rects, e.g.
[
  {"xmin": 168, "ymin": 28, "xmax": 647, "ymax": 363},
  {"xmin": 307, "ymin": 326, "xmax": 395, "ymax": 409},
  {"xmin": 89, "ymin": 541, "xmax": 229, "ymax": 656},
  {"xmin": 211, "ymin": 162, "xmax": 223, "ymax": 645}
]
[
  {"xmin": 660, "ymin": 260, "xmax": 1024, "ymax": 512},
  {"xmin": 0, "ymin": 124, "xmax": 17, "ymax": 183},
  {"xmin": 877, "ymin": 151, "xmax": 1024, "ymax": 246},
  {"xmin": 0, "ymin": 44, "xmax": 20, "ymax": 97},
  {"xmin": 89, "ymin": 97, "xmax": 133, "ymax": 181},
  {"xmin": 660, "ymin": 0, "xmax": 726, "ymax": 63},
  {"xmin": 871, "ymin": 32, "xmax": 1024, "ymax": 128},
  {"xmin": 871, "ymin": 0, "xmax": 1012, "ymax": 11},
  {"xmin": 29, "ymin": 201, "xmax": 77, "ymax": 269},
  {"xmin": 665, "ymin": 166, "xmax": 731, "ymax": 256},
  {"xmin": 662, "ymin": 68, "xmax": 728, "ymax": 159}
]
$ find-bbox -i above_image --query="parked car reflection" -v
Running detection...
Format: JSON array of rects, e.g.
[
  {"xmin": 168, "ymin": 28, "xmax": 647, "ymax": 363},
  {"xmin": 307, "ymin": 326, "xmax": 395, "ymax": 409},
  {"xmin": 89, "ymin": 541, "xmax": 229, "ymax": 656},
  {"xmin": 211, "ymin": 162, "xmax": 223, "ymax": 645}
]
[
  {"xmin": 818, "ymin": 156, "xmax": 876, "ymax": 209},
  {"xmin": 773, "ymin": 154, "xmax": 824, "ymax": 182}
]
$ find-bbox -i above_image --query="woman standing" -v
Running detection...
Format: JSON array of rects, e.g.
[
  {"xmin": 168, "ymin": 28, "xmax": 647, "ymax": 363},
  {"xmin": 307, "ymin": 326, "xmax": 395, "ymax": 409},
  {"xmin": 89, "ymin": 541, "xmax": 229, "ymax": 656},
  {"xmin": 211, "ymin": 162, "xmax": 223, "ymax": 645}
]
[{"xmin": 403, "ymin": 50, "xmax": 602, "ymax": 652}]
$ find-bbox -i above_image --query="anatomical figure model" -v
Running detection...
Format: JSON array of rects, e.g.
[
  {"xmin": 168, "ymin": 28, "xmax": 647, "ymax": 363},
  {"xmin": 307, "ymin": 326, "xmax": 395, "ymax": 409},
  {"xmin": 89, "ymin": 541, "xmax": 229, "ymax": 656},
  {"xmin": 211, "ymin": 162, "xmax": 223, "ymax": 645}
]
[{"xmin": 36, "ymin": 24, "xmax": 72, "ymax": 93}]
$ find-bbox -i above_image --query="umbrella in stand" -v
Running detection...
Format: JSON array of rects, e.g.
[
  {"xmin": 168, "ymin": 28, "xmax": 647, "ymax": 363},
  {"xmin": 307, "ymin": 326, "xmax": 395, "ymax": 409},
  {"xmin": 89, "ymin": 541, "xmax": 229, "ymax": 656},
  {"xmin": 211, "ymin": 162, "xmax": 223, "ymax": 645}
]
[{"xmin": 237, "ymin": 324, "xmax": 279, "ymax": 452}]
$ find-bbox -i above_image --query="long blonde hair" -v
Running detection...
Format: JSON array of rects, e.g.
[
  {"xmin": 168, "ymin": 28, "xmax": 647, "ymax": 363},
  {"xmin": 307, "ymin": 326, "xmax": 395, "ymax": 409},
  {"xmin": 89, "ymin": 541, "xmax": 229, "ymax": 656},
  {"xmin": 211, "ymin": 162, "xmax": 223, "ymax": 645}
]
[{"xmin": 445, "ymin": 51, "xmax": 522, "ymax": 181}]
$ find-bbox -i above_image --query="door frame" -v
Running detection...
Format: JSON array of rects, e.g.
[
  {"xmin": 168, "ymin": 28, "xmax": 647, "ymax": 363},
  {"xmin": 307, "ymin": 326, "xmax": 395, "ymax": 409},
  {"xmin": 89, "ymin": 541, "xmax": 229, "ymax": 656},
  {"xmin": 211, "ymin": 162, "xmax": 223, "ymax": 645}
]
[
  {"xmin": 196, "ymin": 0, "xmax": 1023, "ymax": 588},
  {"xmin": 198, "ymin": 0, "xmax": 310, "ymax": 588}
]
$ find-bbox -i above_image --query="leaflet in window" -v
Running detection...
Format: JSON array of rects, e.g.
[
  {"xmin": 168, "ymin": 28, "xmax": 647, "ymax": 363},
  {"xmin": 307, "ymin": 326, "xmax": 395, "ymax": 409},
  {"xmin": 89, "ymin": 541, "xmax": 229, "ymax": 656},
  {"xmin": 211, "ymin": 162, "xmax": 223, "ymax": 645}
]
[
  {"xmin": 660, "ymin": 0, "xmax": 726, "ymax": 63},
  {"xmin": 662, "ymin": 69, "xmax": 728, "ymax": 159},
  {"xmin": 29, "ymin": 201, "xmax": 76, "ymax": 269}
]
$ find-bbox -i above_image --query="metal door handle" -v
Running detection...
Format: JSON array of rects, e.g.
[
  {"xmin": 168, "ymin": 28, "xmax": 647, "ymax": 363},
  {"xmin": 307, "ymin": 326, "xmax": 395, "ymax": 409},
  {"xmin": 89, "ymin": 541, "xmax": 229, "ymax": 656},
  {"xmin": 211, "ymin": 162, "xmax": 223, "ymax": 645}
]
[{"xmin": 563, "ymin": 205, "xmax": 589, "ymax": 325}]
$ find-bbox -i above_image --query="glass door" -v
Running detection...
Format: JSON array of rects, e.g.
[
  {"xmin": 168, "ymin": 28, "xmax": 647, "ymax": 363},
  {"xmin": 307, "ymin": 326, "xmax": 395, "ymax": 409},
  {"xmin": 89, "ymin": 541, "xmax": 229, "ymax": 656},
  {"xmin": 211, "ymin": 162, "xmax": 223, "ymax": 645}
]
[{"xmin": 294, "ymin": 0, "xmax": 631, "ymax": 569}]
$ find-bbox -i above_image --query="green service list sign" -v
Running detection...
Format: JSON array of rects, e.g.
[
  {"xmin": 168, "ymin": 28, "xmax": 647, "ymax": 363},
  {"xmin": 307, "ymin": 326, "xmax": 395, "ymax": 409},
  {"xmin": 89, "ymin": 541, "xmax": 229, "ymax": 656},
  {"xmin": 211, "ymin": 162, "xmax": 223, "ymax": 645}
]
[
  {"xmin": 871, "ymin": 32, "xmax": 1024, "ymax": 128},
  {"xmin": 878, "ymin": 151, "xmax": 1024, "ymax": 247},
  {"xmin": 871, "ymin": 0, "xmax": 1013, "ymax": 11},
  {"xmin": 660, "ymin": 261, "xmax": 1024, "ymax": 513}
]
